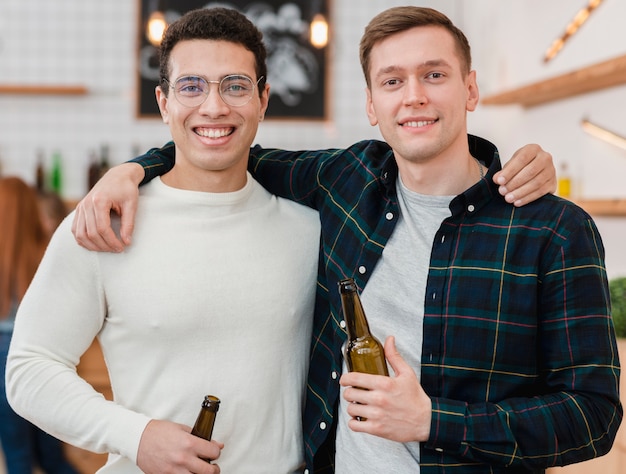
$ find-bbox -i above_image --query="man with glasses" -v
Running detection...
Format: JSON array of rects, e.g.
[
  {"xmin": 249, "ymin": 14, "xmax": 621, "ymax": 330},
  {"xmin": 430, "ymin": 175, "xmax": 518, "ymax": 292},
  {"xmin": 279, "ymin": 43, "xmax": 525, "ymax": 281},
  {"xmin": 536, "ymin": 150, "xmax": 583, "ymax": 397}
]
[{"xmin": 6, "ymin": 8, "xmax": 320, "ymax": 474}]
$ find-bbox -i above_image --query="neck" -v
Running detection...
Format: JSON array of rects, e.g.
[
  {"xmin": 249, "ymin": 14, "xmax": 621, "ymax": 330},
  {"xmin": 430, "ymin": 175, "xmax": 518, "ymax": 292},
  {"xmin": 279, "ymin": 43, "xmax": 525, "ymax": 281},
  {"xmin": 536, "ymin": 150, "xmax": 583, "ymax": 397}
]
[
  {"xmin": 162, "ymin": 165, "xmax": 248, "ymax": 193},
  {"xmin": 396, "ymin": 151, "xmax": 483, "ymax": 196}
]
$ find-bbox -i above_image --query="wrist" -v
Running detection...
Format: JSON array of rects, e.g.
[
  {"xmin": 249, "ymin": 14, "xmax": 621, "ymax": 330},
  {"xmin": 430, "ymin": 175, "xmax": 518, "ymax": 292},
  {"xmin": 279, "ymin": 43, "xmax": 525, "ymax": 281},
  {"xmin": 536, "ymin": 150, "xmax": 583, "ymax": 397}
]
[{"xmin": 122, "ymin": 162, "xmax": 145, "ymax": 185}]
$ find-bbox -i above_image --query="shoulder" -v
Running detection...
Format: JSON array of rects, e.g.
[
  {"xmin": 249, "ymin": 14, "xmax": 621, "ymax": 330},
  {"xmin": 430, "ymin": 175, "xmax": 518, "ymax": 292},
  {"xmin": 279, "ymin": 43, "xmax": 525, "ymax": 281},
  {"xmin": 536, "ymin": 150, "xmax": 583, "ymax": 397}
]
[{"xmin": 488, "ymin": 194, "xmax": 601, "ymax": 246}]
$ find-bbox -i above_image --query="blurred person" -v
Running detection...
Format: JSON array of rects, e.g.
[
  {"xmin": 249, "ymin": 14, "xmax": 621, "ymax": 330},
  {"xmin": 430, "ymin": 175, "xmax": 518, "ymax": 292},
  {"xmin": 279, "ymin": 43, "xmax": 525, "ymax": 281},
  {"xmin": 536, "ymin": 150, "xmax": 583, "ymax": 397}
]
[
  {"xmin": 0, "ymin": 176, "xmax": 77, "ymax": 474},
  {"xmin": 37, "ymin": 191, "xmax": 69, "ymax": 238},
  {"xmin": 6, "ymin": 8, "xmax": 319, "ymax": 474}
]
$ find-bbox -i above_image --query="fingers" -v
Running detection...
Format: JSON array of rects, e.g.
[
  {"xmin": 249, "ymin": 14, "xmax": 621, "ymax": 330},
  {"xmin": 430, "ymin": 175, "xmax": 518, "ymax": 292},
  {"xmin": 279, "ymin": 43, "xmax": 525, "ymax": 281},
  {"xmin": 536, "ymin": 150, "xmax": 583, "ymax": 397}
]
[
  {"xmin": 72, "ymin": 198, "xmax": 119, "ymax": 252},
  {"xmin": 136, "ymin": 420, "xmax": 222, "ymax": 474},
  {"xmin": 79, "ymin": 194, "xmax": 125, "ymax": 252},
  {"xmin": 118, "ymin": 199, "xmax": 138, "ymax": 247},
  {"xmin": 494, "ymin": 144, "xmax": 556, "ymax": 206},
  {"xmin": 70, "ymin": 163, "xmax": 144, "ymax": 252}
]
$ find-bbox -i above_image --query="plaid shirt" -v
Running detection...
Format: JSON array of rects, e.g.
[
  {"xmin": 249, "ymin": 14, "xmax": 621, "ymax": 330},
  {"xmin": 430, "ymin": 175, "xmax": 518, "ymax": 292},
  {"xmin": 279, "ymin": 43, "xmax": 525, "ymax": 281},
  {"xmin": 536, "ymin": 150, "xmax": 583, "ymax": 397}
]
[{"xmin": 136, "ymin": 135, "xmax": 621, "ymax": 473}]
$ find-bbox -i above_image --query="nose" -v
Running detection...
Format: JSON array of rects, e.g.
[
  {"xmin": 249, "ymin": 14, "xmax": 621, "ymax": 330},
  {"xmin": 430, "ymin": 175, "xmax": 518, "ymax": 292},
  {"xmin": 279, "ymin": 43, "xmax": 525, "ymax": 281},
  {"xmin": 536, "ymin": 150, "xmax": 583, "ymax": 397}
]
[
  {"xmin": 198, "ymin": 82, "xmax": 230, "ymax": 116},
  {"xmin": 403, "ymin": 78, "xmax": 427, "ymax": 106}
]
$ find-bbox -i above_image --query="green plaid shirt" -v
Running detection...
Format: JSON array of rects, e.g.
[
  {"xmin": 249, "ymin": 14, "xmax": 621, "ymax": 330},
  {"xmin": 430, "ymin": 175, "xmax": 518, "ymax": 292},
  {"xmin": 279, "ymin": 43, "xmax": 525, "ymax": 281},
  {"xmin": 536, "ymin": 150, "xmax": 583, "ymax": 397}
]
[{"xmin": 135, "ymin": 135, "xmax": 621, "ymax": 473}]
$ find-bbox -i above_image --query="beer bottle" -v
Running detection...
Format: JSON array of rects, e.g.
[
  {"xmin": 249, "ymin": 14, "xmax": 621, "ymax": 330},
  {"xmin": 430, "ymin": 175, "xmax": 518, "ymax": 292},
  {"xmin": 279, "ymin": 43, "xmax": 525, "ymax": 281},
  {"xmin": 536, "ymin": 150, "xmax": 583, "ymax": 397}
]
[
  {"xmin": 339, "ymin": 278, "xmax": 389, "ymax": 376},
  {"xmin": 191, "ymin": 395, "xmax": 220, "ymax": 441}
]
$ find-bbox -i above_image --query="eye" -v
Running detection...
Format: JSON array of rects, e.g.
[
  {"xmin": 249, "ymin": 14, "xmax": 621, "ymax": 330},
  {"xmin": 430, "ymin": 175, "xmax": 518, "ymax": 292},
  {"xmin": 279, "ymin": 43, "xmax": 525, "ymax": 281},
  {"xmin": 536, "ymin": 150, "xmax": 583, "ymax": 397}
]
[
  {"xmin": 176, "ymin": 77, "xmax": 206, "ymax": 95},
  {"xmin": 382, "ymin": 78, "xmax": 401, "ymax": 87},
  {"xmin": 427, "ymin": 72, "xmax": 445, "ymax": 80},
  {"xmin": 222, "ymin": 75, "xmax": 254, "ymax": 96}
]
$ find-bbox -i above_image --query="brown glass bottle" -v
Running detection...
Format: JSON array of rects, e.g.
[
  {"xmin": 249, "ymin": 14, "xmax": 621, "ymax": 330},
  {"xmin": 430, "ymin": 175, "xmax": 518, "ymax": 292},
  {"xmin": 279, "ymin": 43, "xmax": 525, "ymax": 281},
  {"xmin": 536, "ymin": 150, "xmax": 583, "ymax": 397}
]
[
  {"xmin": 339, "ymin": 278, "xmax": 389, "ymax": 376},
  {"xmin": 191, "ymin": 395, "xmax": 220, "ymax": 441}
]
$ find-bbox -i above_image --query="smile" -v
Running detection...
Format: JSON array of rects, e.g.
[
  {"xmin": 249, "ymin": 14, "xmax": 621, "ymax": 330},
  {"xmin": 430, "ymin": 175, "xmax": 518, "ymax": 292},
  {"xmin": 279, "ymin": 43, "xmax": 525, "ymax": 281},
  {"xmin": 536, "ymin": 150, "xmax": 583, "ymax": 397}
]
[
  {"xmin": 403, "ymin": 120, "xmax": 437, "ymax": 128},
  {"xmin": 194, "ymin": 127, "xmax": 234, "ymax": 138}
]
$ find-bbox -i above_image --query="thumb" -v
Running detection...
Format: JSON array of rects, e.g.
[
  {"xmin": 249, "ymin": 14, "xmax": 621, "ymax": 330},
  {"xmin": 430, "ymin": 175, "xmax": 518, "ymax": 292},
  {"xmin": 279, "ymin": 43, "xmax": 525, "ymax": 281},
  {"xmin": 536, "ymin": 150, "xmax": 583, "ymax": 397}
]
[
  {"xmin": 118, "ymin": 199, "xmax": 137, "ymax": 246},
  {"xmin": 384, "ymin": 336, "xmax": 410, "ymax": 376}
]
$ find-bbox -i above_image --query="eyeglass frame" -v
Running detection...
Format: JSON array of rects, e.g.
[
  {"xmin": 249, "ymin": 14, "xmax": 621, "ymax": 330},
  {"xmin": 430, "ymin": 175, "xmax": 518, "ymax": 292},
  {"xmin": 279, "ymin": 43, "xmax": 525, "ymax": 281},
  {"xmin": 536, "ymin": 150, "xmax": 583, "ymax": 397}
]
[{"xmin": 161, "ymin": 74, "xmax": 265, "ymax": 108}]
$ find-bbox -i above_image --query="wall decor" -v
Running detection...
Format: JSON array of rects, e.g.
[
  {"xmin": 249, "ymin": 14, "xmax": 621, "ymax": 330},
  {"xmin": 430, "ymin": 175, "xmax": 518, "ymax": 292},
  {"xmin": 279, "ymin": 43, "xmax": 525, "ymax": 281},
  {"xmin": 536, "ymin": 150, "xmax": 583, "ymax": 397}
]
[{"xmin": 137, "ymin": 0, "xmax": 330, "ymax": 120}]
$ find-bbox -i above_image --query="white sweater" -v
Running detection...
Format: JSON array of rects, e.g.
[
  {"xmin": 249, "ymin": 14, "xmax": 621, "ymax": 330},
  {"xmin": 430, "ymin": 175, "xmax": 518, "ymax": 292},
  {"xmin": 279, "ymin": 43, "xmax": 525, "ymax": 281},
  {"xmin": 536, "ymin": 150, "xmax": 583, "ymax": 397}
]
[{"xmin": 7, "ymin": 175, "xmax": 320, "ymax": 473}]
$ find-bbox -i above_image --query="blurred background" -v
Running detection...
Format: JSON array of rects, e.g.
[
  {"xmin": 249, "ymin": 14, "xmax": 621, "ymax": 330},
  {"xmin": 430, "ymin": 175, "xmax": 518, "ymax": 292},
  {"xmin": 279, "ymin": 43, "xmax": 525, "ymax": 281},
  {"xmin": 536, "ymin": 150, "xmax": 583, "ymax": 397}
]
[
  {"xmin": 0, "ymin": 0, "xmax": 624, "ymax": 276},
  {"xmin": 0, "ymin": 1, "xmax": 625, "ymax": 472}
]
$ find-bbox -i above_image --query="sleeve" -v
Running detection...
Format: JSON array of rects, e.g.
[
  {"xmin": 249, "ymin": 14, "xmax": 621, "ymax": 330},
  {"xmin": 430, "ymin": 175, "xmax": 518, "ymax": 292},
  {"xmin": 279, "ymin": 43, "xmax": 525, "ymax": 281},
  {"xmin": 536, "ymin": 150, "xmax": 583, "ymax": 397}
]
[
  {"xmin": 248, "ymin": 145, "xmax": 341, "ymax": 209},
  {"xmin": 5, "ymin": 216, "xmax": 151, "ymax": 463},
  {"xmin": 129, "ymin": 141, "xmax": 176, "ymax": 185},
  {"xmin": 130, "ymin": 142, "xmax": 341, "ymax": 200},
  {"xmin": 426, "ymin": 213, "xmax": 622, "ymax": 469}
]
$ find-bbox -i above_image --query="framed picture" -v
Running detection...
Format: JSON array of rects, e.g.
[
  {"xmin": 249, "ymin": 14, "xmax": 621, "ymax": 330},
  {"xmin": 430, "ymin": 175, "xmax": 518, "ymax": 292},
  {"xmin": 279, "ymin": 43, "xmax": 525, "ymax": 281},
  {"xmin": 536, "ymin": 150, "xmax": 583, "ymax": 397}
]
[{"xmin": 137, "ymin": 0, "xmax": 330, "ymax": 120}]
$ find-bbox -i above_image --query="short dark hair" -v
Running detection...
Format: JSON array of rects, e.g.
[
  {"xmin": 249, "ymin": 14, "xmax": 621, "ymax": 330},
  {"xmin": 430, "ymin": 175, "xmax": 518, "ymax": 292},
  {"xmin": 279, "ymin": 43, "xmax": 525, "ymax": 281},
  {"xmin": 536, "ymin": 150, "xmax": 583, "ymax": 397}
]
[
  {"xmin": 359, "ymin": 6, "xmax": 472, "ymax": 88},
  {"xmin": 159, "ymin": 7, "xmax": 267, "ymax": 97}
]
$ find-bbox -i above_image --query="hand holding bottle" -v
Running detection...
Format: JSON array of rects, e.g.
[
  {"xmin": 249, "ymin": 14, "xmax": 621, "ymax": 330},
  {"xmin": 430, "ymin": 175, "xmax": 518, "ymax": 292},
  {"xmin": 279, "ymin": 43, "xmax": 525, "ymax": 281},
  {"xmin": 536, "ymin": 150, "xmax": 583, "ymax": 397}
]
[
  {"xmin": 136, "ymin": 419, "xmax": 223, "ymax": 473},
  {"xmin": 339, "ymin": 336, "xmax": 432, "ymax": 443}
]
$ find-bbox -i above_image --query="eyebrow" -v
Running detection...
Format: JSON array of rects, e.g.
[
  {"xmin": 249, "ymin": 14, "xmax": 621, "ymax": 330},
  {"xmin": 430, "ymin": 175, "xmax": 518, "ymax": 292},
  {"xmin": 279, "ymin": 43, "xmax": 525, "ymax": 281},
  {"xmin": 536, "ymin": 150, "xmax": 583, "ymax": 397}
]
[{"xmin": 375, "ymin": 59, "xmax": 453, "ymax": 79}]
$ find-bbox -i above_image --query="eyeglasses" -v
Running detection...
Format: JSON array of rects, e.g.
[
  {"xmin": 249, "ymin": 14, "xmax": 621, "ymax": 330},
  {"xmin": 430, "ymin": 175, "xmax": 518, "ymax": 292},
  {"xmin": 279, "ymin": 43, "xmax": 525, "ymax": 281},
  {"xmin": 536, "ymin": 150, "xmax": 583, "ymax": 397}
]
[{"xmin": 163, "ymin": 74, "xmax": 264, "ymax": 108}]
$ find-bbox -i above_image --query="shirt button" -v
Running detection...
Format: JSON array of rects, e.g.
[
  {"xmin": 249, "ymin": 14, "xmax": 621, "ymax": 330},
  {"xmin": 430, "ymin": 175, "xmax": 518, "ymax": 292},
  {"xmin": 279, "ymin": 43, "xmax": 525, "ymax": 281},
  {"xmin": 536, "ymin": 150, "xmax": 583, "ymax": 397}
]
[
  {"xmin": 467, "ymin": 204, "xmax": 475, "ymax": 212},
  {"xmin": 304, "ymin": 470, "xmax": 310, "ymax": 474},
  {"xmin": 340, "ymin": 320, "xmax": 346, "ymax": 329},
  {"xmin": 358, "ymin": 266, "xmax": 366, "ymax": 274},
  {"xmin": 385, "ymin": 212, "xmax": 394, "ymax": 220},
  {"xmin": 320, "ymin": 421, "xmax": 327, "ymax": 430},
  {"xmin": 331, "ymin": 371, "xmax": 338, "ymax": 379},
  {"xmin": 435, "ymin": 447, "xmax": 443, "ymax": 452}
]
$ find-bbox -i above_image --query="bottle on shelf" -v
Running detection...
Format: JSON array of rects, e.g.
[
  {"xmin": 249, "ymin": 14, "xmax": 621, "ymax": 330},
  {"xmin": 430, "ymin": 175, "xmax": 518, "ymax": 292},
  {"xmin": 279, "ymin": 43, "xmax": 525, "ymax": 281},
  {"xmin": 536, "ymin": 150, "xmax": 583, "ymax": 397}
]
[
  {"xmin": 338, "ymin": 278, "xmax": 389, "ymax": 377},
  {"xmin": 35, "ymin": 149, "xmax": 46, "ymax": 192},
  {"xmin": 87, "ymin": 149, "xmax": 100, "ymax": 190},
  {"xmin": 557, "ymin": 162, "xmax": 572, "ymax": 198},
  {"xmin": 49, "ymin": 150, "xmax": 63, "ymax": 195},
  {"xmin": 98, "ymin": 144, "xmax": 111, "ymax": 180}
]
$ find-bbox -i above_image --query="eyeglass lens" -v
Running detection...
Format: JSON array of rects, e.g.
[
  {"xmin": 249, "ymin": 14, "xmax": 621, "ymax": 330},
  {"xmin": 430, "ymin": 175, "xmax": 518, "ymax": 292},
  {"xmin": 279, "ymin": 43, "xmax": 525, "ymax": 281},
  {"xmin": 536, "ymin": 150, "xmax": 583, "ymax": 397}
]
[{"xmin": 172, "ymin": 75, "xmax": 256, "ymax": 107}]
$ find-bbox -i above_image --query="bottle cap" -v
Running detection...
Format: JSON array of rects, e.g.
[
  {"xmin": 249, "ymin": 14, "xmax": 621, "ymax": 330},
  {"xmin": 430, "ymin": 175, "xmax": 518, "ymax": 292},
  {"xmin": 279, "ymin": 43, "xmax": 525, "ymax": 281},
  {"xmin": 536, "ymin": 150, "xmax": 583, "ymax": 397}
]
[{"xmin": 201, "ymin": 395, "xmax": 220, "ymax": 412}]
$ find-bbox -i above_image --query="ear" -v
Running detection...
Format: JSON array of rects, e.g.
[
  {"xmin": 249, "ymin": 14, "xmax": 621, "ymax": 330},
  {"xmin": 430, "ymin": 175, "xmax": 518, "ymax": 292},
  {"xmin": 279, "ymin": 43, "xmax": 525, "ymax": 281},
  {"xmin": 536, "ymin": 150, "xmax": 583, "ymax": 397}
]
[
  {"xmin": 466, "ymin": 70, "xmax": 479, "ymax": 112},
  {"xmin": 365, "ymin": 87, "xmax": 379, "ymax": 126},
  {"xmin": 155, "ymin": 85, "xmax": 170, "ymax": 124},
  {"xmin": 258, "ymin": 82, "xmax": 270, "ymax": 121}
]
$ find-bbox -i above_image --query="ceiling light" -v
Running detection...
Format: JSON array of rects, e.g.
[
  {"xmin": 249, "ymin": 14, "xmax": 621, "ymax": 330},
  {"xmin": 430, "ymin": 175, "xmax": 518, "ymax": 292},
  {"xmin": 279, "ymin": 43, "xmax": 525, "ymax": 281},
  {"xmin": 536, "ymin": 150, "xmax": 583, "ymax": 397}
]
[{"xmin": 581, "ymin": 118, "xmax": 626, "ymax": 151}]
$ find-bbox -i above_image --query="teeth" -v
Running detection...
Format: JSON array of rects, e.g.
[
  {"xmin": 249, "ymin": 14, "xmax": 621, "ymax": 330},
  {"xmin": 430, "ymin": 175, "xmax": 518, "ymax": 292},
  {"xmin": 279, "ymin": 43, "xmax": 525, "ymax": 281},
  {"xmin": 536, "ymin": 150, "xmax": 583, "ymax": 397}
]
[
  {"xmin": 196, "ymin": 128, "xmax": 232, "ymax": 138},
  {"xmin": 404, "ymin": 120, "xmax": 435, "ymax": 127}
]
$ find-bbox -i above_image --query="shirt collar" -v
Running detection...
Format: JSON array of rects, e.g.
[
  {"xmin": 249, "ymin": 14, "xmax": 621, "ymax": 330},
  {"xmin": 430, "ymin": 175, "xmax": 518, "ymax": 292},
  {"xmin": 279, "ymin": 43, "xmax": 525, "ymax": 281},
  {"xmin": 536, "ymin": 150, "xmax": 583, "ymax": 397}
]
[
  {"xmin": 450, "ymin": 134, "xmax": 502, "ymax": 216},
  {"xmin": 380, "ymin": 134, "xmax": 502, "ymax": 215}
]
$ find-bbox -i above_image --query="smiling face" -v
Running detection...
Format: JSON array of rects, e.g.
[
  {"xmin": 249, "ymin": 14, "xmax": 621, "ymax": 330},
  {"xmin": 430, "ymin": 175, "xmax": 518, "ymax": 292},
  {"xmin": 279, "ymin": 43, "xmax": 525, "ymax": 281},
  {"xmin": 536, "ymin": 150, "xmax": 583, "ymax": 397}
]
[
  {"xmin": 156, "ymin": 39, "xmax": 269, "ymax": 192},
  {"xmin": 365, "ymin": 25, "xmax": 479, "ymax": 169}
]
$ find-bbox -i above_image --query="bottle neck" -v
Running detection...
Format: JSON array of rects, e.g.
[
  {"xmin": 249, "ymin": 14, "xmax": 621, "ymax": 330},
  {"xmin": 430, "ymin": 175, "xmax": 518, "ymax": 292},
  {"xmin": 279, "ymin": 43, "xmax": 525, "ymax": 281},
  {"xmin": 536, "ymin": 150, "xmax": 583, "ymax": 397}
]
[{"xmin": 339, "ymin": 279, "xmax": 372, "ymax": 340}]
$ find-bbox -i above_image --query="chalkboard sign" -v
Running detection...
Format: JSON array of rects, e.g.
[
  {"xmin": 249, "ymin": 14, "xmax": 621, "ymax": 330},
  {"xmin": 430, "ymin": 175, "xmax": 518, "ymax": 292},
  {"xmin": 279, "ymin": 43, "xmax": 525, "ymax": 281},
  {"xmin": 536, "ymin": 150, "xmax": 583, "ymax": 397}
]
[{"xmin": 137, "ymin": 0, "xmax": 330, "ymax": 120}]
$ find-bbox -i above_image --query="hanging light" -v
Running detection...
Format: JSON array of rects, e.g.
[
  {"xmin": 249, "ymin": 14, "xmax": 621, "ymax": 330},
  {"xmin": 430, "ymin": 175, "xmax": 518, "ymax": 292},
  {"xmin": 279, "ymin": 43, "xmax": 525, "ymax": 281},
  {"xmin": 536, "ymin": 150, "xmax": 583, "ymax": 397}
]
[
  {"xmin": 544, "ymin": 0, "xmax": 604, "ymax": 63},
  {"xmin": 146, "ymin": 10, "xmax": 167, "ymax": 47},
  {"xmin": 310, "ymin": 13, "xmax": 328, "ymax": 48}
]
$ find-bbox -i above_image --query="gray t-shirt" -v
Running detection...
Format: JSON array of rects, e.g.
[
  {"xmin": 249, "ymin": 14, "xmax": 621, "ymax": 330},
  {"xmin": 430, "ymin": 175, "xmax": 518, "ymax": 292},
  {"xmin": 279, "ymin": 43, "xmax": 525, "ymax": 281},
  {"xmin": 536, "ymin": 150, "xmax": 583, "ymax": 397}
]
[{"xmin": 335, "ymin": 178, "xmax": 452, "ymax": 473}]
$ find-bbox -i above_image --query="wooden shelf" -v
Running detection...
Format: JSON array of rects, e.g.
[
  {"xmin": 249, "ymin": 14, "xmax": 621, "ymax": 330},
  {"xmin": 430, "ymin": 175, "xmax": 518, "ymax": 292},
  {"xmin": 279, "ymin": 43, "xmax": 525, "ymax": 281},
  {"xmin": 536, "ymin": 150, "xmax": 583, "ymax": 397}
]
[
  {"xmin": 576, "ymin": 198, "xmax": 626, "ymax": 216},
  {"xmin": 482, "ymin": 54, "xmax": 626, "ymax": 108},
  {"xmin": 0, "ymin": 84, "xmax": 88, "ymax": 95}
]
